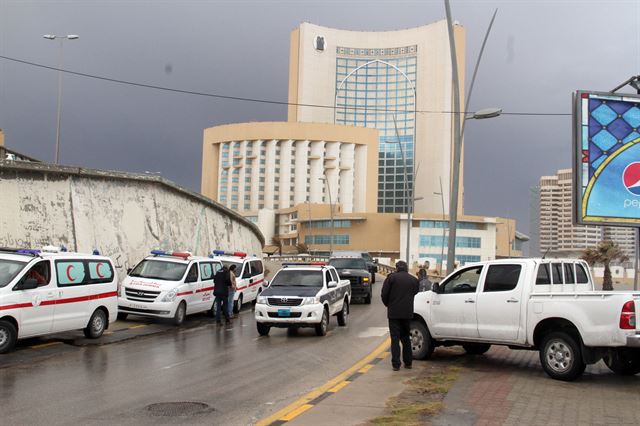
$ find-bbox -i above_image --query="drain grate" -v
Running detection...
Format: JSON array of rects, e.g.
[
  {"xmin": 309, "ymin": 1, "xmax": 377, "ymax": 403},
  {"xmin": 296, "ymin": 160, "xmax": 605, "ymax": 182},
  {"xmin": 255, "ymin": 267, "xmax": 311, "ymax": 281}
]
[{"xmin": 146, "ymin": 402, "xmax": 213, "ymax": 417}]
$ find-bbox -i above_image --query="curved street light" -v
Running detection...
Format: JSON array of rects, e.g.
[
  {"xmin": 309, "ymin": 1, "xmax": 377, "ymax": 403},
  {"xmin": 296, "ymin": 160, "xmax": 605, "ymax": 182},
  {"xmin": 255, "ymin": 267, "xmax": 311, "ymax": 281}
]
[{"xmin": 43, "ymin": 34, "xmax": 79, "ymax": 164}]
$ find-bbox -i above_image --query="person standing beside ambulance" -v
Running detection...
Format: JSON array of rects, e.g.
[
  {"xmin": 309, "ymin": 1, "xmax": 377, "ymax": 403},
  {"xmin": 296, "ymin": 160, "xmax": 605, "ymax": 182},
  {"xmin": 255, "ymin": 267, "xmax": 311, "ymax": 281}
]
[{"xmin": 227, "ymin": 264, "xmax": 238, "ymax": 318}]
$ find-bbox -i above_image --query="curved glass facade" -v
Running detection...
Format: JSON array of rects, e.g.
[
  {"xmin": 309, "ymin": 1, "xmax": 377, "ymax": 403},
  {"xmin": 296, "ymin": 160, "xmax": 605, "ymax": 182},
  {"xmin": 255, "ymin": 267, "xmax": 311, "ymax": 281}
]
[{"xmin": 334, "ymin": 46, "xmax": 417, "ymax": 213}]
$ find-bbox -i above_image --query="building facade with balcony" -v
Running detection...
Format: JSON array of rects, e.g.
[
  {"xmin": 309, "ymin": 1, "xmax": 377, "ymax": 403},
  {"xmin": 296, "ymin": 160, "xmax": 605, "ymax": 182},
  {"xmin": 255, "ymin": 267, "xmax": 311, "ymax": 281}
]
[{"xmin": 201, "ymin": 121, "xmax": 379, "ymax": 222}]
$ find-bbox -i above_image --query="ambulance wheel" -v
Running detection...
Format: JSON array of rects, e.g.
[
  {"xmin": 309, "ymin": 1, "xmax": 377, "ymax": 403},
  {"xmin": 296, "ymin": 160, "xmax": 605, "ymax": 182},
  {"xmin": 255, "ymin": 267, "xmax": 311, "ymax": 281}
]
[
  {"xmin": 315, "ymin": 308, "xmax": 329, "ymax": 336},
  {"xmin": 337, "ymin": 299, "xmax": 349, "ymax": 326},
  {"xmin": 233, "ymin": 294, "xmax": 243, "ymax": 314},
  {"xmin": 0, "ymin": 320, "xmax": 18, "ymax": 354},
  {"xmin": 84, "ymin": 309, "xmax": 107, "ymax": 339},
  {"xmin": 257, "ymin": 323, "xmax": 270, "ymax": 336},
  {"xmin": 117, "ymin": 313, "xmax": 128, "ymax": 321},
  {"xmin": 173, "ymin": 301, "xmax": 186, "ymax": 326}
]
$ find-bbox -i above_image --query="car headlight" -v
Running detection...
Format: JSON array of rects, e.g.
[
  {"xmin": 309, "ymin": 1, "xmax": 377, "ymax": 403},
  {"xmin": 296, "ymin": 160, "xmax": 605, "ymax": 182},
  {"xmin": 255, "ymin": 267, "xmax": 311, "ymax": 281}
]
[
  {"xmin": 162, "ymin": 289, "xmax": 177, "ymax": 302},
  {"xmin": 362, "ymin": 277, "xmax": 369, "ymax": 284},
  {"xmin": 257, "ymin": 296, "xmax": 268, "ymax": 304},
  {"xmin": 301, "ymin": 296, "xmax": 320, "ymax": 305}
]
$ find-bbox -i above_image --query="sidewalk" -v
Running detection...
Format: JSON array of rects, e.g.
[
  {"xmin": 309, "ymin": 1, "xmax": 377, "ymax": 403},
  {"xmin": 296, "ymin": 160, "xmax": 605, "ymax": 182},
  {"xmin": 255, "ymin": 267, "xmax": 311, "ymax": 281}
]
[{"xmin": 285, "ymin": 350, "xmax": 412, "ymax": 426}]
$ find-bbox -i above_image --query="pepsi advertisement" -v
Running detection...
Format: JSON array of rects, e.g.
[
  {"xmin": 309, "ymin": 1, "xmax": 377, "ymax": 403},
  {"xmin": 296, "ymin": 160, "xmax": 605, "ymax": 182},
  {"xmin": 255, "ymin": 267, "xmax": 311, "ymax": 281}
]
[{"xmin": 574, "ymin": 90, "xmax": 640, "ymax": 226}]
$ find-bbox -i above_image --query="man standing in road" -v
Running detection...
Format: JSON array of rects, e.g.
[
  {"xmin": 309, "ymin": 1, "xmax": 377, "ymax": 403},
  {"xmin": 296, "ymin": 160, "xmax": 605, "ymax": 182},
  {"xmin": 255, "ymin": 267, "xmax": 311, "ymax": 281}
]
[
  {"xmin": 381, "ymin": 260, "xmax": 419, "ymax": 371},
  {"xmin": 214, "ymin": 265, "xmax": 231, "ymax": 325},
  {"xmin": 227, "ymin": 264, "xmax": 238, "ymax": 318}
]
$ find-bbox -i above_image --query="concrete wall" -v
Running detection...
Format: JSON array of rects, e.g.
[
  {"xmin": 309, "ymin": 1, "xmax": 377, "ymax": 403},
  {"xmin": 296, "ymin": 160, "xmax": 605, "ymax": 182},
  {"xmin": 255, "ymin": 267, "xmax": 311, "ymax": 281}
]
[{"xmin": 0, "ymin": 162, "xmax": 264, "ymax": 279}]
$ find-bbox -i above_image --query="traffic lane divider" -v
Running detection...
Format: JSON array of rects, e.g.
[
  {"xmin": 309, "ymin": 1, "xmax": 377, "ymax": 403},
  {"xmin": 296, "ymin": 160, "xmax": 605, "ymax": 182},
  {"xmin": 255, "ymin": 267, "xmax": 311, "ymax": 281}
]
[{"xmin": 256, "ymin": 337, "xmax": 391, "ymax": 426}]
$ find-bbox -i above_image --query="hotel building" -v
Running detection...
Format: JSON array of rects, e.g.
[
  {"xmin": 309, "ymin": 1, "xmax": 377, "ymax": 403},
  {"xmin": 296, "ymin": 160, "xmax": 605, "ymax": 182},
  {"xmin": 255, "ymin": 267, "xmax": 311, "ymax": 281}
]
[{"xmin": 287, "ymin": 21, "xmax": 465, "ymax": 214}]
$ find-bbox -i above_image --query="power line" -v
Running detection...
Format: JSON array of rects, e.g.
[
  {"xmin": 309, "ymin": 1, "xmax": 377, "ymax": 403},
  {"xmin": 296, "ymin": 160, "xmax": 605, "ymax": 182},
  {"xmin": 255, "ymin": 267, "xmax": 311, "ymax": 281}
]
[{"xmin": 0, "ymin": 54, "xmax": 572, "ymax": 117}]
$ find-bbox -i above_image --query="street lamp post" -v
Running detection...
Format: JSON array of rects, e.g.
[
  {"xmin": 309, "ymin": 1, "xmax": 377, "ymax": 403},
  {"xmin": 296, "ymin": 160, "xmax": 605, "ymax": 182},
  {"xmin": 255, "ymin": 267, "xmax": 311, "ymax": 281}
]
[
  {"xmin": 434, "ymin": 176, "xmax": 446, "ymax": 273},
  {"xmin": 43, "ymin": 34, "xmax": 79, "ymax": 164},
  {"xmin": 318, "ymin": 175, "xmax": 334, "ymax": 255}
]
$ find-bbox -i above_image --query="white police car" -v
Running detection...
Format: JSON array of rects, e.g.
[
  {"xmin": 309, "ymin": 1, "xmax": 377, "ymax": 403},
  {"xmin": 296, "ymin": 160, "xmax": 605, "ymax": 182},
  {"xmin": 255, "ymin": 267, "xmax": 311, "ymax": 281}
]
[
  {"xmin": 118, "ymin": 250, "xmax": 222, "ymax": 325},
  {"xmin": 254, "ymin": 263, "xmax": 351, "ymax": 336},
  {"xmin": 0, "ymin": 246, "xmax": 118, "ymax": 353},
  {"xmin": 209, "ymin": 250, "xmax": 265, "ymax": 313}
]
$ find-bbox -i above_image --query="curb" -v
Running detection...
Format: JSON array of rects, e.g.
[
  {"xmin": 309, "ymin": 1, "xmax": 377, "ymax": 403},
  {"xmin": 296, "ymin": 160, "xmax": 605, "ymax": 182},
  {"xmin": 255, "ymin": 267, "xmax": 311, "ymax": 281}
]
[{"xmin": 257, "ymin": 337, "xmax": 391, "ymax": 426}]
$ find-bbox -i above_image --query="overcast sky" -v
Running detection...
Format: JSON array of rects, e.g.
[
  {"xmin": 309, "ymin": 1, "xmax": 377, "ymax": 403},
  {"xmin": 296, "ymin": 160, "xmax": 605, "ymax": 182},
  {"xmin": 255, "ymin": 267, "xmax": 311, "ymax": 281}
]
[{"xmin": 1, "ymin": 0, "xmax": 639, "ymax": 242}]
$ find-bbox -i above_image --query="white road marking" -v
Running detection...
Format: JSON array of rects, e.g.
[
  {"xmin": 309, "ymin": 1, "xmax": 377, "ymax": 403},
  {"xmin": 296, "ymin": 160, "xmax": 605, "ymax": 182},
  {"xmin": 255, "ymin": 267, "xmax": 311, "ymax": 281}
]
[{"xmin": 357, "ymin": 327, "xmax": 389, "ymax": 338}]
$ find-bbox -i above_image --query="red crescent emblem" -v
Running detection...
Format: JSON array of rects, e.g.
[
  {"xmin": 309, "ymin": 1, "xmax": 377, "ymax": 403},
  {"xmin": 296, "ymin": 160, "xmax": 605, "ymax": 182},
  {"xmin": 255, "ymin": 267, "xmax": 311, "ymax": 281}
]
[
  {"xmin": 66, "ymin": 265, "xmax": 75, "ymax": 281},
  {"xmin": 96, "ymin": 262, "xmax": 105, "ymax": 278}
]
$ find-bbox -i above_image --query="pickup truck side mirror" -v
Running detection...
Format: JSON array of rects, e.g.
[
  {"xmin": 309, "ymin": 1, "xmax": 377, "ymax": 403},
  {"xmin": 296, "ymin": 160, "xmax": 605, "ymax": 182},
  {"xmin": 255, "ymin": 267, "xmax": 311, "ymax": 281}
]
[
  {"xmin": 431, "ymin": 282, "xmax": 440, "ymax": 293},
  {"xmin": 327, "ymin": 281, "xmax": 337, "ymax": 289}
]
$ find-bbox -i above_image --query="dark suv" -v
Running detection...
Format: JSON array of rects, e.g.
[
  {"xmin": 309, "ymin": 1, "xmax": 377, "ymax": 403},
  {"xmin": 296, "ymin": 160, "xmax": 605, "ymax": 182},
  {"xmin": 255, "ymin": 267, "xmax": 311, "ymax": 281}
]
[
  {"xmin": 328, "ymin": 256, "xmax": 372, "ymax": 304},
  {"xmin": 332, "ymin": 250, "xmax": 378, "ymax": 283}
]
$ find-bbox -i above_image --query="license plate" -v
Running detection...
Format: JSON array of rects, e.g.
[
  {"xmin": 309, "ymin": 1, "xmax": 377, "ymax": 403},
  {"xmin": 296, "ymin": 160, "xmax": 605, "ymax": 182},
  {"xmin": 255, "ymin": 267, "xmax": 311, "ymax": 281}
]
[
  {"xmin": 278, "ymin": 308, "xmax": 291, "ymax": 317},
  {"xmin": 131, "ymin": 304, "xmax": 146, "ymax": 310}
]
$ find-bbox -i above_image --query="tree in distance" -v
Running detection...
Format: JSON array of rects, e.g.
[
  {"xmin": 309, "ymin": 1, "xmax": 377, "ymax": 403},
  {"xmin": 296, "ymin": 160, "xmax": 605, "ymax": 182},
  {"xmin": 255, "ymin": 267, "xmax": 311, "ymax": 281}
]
[{"xmin": 582, "ymin": 240, "xmax": 629, "ymax": 291}]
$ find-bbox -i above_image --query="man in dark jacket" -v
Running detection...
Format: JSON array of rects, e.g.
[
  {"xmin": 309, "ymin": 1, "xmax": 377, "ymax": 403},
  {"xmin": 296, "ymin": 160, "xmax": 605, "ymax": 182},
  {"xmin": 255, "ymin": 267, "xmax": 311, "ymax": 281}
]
[
  {"xmin": 213, "ymin": 266, "xmax": 231, "ymax": 325},
  {"xmin": 381, "ymin": 260, "xmax": 419, "ymax": 371}
]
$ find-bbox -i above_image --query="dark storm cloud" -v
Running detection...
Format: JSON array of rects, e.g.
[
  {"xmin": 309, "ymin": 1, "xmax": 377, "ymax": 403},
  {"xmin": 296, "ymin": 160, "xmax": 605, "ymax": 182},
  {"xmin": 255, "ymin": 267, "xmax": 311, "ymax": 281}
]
[{"xmin": 1, "ymin": 0, "xmax": 639, "ymax": 240}]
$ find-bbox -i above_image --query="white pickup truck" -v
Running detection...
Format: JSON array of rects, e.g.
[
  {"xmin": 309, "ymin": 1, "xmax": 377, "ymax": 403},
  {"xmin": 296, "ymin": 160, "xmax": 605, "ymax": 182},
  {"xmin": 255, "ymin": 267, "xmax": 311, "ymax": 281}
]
[{"xmin": 411, "ymin": 258, "xmax": 640, "ymax": 381}]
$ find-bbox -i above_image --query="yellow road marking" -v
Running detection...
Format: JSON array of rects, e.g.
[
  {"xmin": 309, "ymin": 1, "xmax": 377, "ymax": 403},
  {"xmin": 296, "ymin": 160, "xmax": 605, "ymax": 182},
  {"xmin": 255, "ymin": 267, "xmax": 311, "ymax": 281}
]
[
  {"xmin": 31, "ymin": 342, "xmax": 63, "ymax": 349},
  {"xmin": 128, "ymin": 324, "xmax": 146, "ymax": 329},
  {"xmin": 280, "ymin": 404, "xmax": 314, "ymax": 421},
  {"xmin": 328, "ymin": 381, "xmax": 351, "ymax": 393},
  {"xmin": 358, "ymin": 364, "xmax": 374, "ymax": 374},
  {"xmin": 256, "ymin": 337, "xmax": 390, "ymax": 426}
]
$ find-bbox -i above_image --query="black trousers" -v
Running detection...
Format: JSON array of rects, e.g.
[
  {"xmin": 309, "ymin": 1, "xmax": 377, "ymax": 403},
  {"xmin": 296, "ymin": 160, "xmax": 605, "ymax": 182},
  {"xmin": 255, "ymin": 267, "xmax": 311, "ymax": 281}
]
[
  {"xmin": 388, "ymin": 318, "xmax": 412, "ymax": 368},
  {"xmin": 215, "ymin": 295, "xmax": 230, "ymax": 322}
]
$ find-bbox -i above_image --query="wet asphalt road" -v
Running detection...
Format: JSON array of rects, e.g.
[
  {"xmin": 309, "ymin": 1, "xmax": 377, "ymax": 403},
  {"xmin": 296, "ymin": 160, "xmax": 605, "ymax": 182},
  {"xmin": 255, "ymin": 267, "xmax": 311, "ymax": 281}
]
[{"xmin": 0, "ymin": 277, "xmax": 389, "ymax": 426}]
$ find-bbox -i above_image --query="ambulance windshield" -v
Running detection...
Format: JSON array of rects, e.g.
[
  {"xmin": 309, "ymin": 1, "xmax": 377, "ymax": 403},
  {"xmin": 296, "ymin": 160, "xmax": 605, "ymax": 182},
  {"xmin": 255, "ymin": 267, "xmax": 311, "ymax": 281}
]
[
  {"xmin": 129, "ymin": 259, "xmax": 188, "ymax": 281},
  {"xmin": 0, "ymin": 259, "xmax": 28, "ymax": 288}
]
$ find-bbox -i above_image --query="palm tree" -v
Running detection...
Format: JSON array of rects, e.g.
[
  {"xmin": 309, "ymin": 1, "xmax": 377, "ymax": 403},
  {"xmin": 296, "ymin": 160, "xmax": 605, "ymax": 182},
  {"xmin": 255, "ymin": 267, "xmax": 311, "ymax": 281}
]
[
  {"xmin": 582, "ymin": 241, "xmax": 629, "ymax": 291},
  {"xmin": 271, "ymin": 236, "xmax": 283, "ymax": 256}
]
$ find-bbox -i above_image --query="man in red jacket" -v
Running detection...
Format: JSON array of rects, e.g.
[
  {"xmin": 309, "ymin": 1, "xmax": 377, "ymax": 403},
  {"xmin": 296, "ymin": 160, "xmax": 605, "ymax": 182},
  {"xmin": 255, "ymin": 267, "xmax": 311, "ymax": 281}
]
[{"xmin": 381, "ymin": 260, "xmax": 419, "ymax": 371}]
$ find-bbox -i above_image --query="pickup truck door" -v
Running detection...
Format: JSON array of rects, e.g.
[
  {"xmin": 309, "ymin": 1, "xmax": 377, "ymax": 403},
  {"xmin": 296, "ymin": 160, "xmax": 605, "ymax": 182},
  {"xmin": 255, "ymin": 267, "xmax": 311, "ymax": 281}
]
[
  {"xmin": 476, "ymin": 263, "xmax": 525, "ymax": 342},
  {"xmin": 430, "ymin": 266, "xmax": 483, "ymax": 338}
]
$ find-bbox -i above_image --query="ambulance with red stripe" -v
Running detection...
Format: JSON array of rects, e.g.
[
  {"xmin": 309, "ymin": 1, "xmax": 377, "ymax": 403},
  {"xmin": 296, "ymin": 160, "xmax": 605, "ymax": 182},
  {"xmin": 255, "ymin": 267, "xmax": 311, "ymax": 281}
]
[
  {"xmin": 117, "ymin": 250, "xmax": 223, "ymax": 325},
  {"xmin": 209, "ymin": 250, "xmax": 265, "ymax": 313},
  {"xmin": 0, "ymin": 246, "xmax": 118, "ymax": 353}
]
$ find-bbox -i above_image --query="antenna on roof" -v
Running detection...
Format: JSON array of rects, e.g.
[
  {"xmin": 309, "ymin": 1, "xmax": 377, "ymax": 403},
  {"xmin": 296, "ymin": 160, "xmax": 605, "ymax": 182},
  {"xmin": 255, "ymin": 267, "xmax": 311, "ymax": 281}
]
[{"xmin": 541, "ymin": 247, "xmax": 551, "ymax": 260}]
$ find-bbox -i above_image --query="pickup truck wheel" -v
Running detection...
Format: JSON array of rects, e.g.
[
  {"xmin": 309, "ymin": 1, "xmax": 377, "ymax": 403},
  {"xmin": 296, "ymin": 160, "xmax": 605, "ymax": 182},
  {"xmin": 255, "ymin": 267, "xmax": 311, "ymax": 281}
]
[
  {"xmin": 0, "ymin": 320, "xmax": 18, "ymax": 354},
  {"xmin": 337, "ymin": 299, "xmax": 349, "ymax": 326},
  {"xmin": 257, "ymin": 323, "xmax": 270, "ymax": 336},
  {"xmin": 173, "ymin": 301, "xmax": 186, "ymax": 326},
  {"xmin": 315, "ymin": 308, "xmax": 329, "ymax": 336},
  {"xmin": 410, "ymin": 320, "xmax": 434, "ymax": 360},
  {"xmin": 364, "ymin": 293, "xmax": 372, "ymax": 304},
  {"xmin": 539, "ymin": 332, "xmax": 585, "ymax": 381},
  {"xmin": 84, "ymin": 309, "xmax": 107, "ymax": 339},
  {"xmin": 604, "ymin": 349, "xmax": 640, "ymax": 375},
  {"xmin": 463, "ymin": 344, "xmax": 491, "ymax": 355}
]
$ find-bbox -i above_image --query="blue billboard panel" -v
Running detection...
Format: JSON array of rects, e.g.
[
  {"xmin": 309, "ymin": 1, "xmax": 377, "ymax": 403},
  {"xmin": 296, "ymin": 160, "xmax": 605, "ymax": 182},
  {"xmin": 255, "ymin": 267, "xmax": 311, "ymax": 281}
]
[{"xmin": 574, "ymin": 91, "xmax": 640, "ymax": 226}]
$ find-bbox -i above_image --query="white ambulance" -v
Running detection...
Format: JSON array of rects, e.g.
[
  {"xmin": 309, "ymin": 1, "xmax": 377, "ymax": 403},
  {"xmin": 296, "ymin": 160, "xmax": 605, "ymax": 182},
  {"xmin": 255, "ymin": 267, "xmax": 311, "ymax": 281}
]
[
  {"xmin": 0, "ymin": 247, "xmax": 118, "ymax": 353},
  {"xmin": 118, "ymin": 250, "xmax": 223, "ymax": 325},
  {"xmin": 209, "ymin": 250, "xmax": 265, "ymax": 313}
]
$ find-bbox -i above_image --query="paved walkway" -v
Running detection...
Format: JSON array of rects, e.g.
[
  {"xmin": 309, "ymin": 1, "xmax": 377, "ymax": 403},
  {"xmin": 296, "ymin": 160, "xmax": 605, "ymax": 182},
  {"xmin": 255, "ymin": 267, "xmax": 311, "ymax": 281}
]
[
  {"xmin": 287, "ymin": 345, "xmax": 640, "ymax": 425},
  {"xmin": 432, "ymin": 346, "xmax": 640, "ymax": 426}
]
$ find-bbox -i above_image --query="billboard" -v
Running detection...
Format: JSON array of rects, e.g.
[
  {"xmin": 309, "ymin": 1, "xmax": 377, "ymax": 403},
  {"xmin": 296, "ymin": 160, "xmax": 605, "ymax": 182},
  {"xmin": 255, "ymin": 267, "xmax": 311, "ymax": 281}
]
[{"xmin": 574, "ymin": 90, "xmax": 640, "ymax": 226}]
